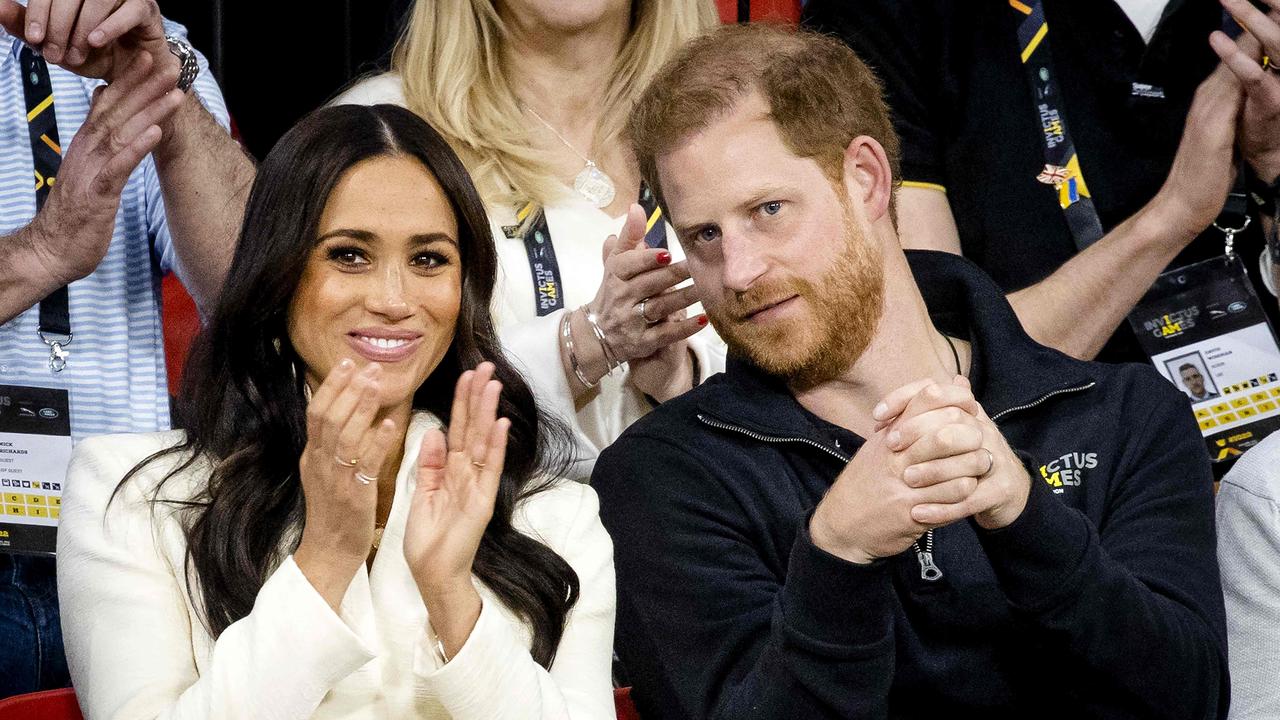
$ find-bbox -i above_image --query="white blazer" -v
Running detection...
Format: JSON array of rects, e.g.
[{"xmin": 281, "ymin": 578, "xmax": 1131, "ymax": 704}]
[{"xmin": 57, "ymin": 413, "xmax": 617, "ymax": 720}]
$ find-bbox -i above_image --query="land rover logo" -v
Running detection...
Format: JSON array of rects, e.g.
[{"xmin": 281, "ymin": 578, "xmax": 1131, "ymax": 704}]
[
  {"xmin": 38, "ymin": 408, "xmax": 59, "ymax": 419},
  {"xmin": 1228, "ymin": 301, "xmax": 1247, "ymax": 313}
]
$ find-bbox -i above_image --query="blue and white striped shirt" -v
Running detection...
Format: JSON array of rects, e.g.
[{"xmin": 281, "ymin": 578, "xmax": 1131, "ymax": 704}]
[{"xmin": 0, "ymin": 20, "xmax": 230, "ymax": 441}]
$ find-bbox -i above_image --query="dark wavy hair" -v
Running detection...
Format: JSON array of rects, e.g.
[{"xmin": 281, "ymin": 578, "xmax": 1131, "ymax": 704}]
[{"xmin": 120, "ymin": 104, "xmax": 579, "ymax": 667}]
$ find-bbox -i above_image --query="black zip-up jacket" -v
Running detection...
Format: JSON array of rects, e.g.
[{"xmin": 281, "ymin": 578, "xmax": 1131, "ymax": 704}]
[{"xmin": 593, "ymin": 250, "xmax": 1228, "ymax": 719}]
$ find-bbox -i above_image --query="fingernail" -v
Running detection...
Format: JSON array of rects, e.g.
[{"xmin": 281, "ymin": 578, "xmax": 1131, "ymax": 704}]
[
  {"xmin": 89, "ymin": 30, "xmax": 104, "ymax": 46},
  {"xmin": 872, "ymin": 402, "xmax": 889, "ymax": 419},
  {"xmin": 887, "ymin": 430, "xmax": 901, "ymax": 447},
  {"xmin": 43, "ymin": 43, "xmax": 60, "ymax": 62},
  {"xmin": 27, "ymin": 22, "xmax": 41, "ymax": 40},
  {"xmin": 657, "ymin": 251, "xmax": 672, "ymax": 265},
  {"xmin": 903, "ymin": 466, "xmax": 918, "ymax": 486},
  {"xmin": 66, "ymin": 47, "xmax": 84, "ymax": 65},
  {"xmin": 697, "ymin": 314, "xmax": 708, "ymax": 327}
]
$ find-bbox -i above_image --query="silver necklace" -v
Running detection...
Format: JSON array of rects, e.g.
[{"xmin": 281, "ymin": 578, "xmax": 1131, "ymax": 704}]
[{"xmin": 524, "ymin": 105, "xmax": 616, "ymax": 209}]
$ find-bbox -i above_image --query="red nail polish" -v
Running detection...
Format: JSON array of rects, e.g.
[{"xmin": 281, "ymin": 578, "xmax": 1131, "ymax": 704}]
[
  {"xmin": 697, "ymin": 315, "xmax": 708, "ymax": 327},
  {"xmin": 657, "ymin": 251, "xmax": 672, "ymax": 265}
]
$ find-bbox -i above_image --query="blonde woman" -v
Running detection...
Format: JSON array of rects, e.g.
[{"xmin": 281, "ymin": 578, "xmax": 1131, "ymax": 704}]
[{"xmin": 335, "ymin": 0, "xmax": 724, "ymax": 479}]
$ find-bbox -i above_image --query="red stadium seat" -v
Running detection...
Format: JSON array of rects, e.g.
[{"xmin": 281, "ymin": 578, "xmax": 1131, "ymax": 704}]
[
  {"xmin": 615, "ymin": 686, "xmax": 641, "ymax": 720},
  {"xmin": 162, "ymin": 274, "xmax": 201, "ymax": 391},
  {"xmin": 0, "ymin": 688, "xmax": 83, "ymax": 720},
  {"xmin": 715, "ymin": 0, "xmax": 801, "ymax": 24}
]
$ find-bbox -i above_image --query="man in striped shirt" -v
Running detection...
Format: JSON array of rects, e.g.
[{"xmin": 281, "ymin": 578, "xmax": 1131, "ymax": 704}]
[{"xmin": 0, "ymin": 0, "xmax": 254, "ymax": 698}]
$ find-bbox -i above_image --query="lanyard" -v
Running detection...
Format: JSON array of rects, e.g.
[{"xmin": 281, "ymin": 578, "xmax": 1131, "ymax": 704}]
[
  {"xmin": 514, "ymin": 182, "xmax": 668, "ymax": 317},
  {"xmin": 19, "ymin": 47, "xmax": 70, "ymax": 372},
  {"xmin": 1010, "ymin": 0, "xmax": 1107, "ymax": 250}
]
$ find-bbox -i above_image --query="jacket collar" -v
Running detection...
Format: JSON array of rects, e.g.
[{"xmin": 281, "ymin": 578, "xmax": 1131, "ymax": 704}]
[{"xmin": 696, "ymin": 250, "xmax": 1099, "ymax": 438}]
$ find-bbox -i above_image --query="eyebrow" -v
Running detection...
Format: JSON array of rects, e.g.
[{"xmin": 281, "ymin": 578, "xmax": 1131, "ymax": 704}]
[{"xmin": 316, "ymin": 228, "xmax": 459, "ymax": 248}]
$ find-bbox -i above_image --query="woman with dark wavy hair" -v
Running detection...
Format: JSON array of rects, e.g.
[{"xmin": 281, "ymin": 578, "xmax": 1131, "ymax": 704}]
[{"xmin": 55, "ymin": 104, "xmax": 616, "ymax": 719}]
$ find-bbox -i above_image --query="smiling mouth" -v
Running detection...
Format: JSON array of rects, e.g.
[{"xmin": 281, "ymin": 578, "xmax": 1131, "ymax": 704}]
[
  {"xmin": 353, "ymin": 335, "xmax": 412, "ymax": 349},
  {"xmin": 346, "ymin": 332, "xmax": 423, "ymax": 362}
]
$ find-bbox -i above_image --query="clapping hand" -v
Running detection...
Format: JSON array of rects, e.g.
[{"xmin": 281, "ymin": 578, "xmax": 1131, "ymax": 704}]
[
  {"xmin": 590, "ymin": 204, "xmax": 707, "ymax": 398},
  {"xmin": 0, "ymin": 0, "xmax": 171, "ymax": 82},
  {"xmin": 403, "ymin": 362, "xmax": 510, "ymax": 656},
  {"xmin": 1214, "ymin": 0, "xmax": 1280, "ymax": 184}
]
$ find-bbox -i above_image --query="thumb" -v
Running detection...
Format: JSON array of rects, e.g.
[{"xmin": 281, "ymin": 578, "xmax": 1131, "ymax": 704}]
[
  {"xmin": 623, "ymin": 203, "xmax": 648, "ymax": 250},
  {"xmin": 0, "ymin": 1, "xmax": 25, "ymax": 38},
  {"xmin": 416, "ymin": 427, "xmax": 448, "ymax": 493}
]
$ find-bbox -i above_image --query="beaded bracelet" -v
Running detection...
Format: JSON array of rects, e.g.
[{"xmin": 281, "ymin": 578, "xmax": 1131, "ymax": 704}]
[{"xmin": 561, "ymin": 311, "xmax": 597, "ymax": 389}]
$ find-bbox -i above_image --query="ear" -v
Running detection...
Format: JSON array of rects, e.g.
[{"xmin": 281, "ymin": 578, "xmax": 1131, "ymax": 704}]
[{"xmin": 840, "ymin": 136, "xmax": 894, "ymax": 225}]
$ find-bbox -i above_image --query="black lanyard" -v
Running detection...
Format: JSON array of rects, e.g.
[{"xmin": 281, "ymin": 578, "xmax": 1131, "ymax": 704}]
[
  {"xmin": 512, "ymin": 183, "xmax": 669, "ymax": 317},
  {"xmin": 1011, "ymin": 0, "xmax": 1107, "ymax": 250},
  {"xmin": 1012, "ymin": 1, "xmax": 1250, "ymax": 251},
  {"xmin": 19, "ymin": 47, "xmax": 70, "ymax": 372}
]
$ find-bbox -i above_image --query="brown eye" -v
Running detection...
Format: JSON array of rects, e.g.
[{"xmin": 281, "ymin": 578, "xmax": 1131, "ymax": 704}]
[
  {"xmin": 327, "ymin": 246, "xmax": 369, "ymax": 267},
  {"xmin": 411, "ymin": 251, "xmax": 450, "ymax": 269}
]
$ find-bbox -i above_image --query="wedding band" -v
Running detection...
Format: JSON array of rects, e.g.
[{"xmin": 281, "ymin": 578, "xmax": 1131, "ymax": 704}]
[
  {"xmin": 471, "ymin": 460, "xmax": 486, "ymax": 469},
  {"xmin": 636, "ymin": 299, "xmax": 660, "ymax": 325},
  {"xmin": 334, "ymin": 455, "xmax": 360, "ymax": 468},
  {"xmin": 1264, "ymin": 56, "xmax": 1280, "ymax": 75},
  {"xmin": 354, "ymin": 471, "xmax": 377, "ymax": 485},
  {"xmin": 979, "ymin": 448, "xmax": 995, "ymax": 478}
]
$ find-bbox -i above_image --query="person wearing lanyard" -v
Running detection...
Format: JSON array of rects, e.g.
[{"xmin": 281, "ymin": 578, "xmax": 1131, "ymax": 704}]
[
  {"xmin": 332, "ymin": 0, "xmax": 726, "ymax": 480},
  {"xmin": 803, "ymin": 0, "xmax": 1279, "ymax": 366},
  {"xmin": 0, "ymin": 0, "xmax": 252, "ymax": 699}
]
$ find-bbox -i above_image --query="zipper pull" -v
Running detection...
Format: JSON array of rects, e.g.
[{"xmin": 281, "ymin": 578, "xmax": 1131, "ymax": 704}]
[{"xmin": 916, "ymin": 550, "xmax": 943, "ymax": 582}]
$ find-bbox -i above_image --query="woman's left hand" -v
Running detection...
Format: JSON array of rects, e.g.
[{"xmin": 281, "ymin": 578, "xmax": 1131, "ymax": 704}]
[{"xmin": 404, "ymin": 362, "xmax": 510, "ymax": 654}]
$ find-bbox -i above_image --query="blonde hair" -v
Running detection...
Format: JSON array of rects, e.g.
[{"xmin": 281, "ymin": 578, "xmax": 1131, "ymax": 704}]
[{"xmin": 392, "ymin": 0, "xmax": 719, "ymax": 208}]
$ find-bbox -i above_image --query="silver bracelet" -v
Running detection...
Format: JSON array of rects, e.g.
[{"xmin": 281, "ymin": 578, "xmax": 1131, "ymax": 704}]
[
  {"xmin": 583, "ymin": 307, "xmax": 624, "ymax": 374},
  {"xmin": 561, "ymin": 312, "xmax": 597, "ymax": 389}
]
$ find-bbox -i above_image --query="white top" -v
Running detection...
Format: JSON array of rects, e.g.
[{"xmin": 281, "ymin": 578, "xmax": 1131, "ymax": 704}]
[
  {"xmin": 331, "ymin": 74, "xmax": 727, "ymax": 480},
  {"xmin": 1216, "ymin": 431, "xmax": 1280, "ymax": 719},
  {"xmin": 1113, "ymin": 0, "xmax": 1168, "ymax": 43},
  {"xmin": 57, "ymin": 414, "xmax": 616, "ymax": 720}
]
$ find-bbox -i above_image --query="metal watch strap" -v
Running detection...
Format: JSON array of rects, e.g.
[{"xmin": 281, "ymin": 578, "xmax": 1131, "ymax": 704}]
[{"xmin": 164, "ymin": 35, "xmax": 199, "ymax": 93}]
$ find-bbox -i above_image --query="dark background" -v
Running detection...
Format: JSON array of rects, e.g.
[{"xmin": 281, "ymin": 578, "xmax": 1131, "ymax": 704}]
[{"xmin": 157, "ymin": 0, "xmax": 415, "ymax": 159}]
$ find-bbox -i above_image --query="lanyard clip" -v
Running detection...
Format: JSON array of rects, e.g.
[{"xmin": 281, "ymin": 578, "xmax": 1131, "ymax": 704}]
[
  {"xmin": 1213, "ymin": 214, "xmax": 1251, "ymax": 259},
  {"xmin": 38, "ymin": 331, "xmax": 72, "ymax": 373}
]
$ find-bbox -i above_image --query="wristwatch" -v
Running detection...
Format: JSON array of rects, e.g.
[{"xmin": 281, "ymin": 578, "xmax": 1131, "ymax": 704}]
[{"xmin": 164, "ymin": 34, "xmax": 199, "ymax": 93}]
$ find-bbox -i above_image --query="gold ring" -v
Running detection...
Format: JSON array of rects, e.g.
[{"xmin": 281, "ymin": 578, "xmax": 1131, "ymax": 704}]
[
  {"xmin": 1264, "ymin": 56, "xmax": 1280, "ymax": 75},
  {"xmin": 333, "ymin": 455, "xmax": 360, "ymax": 468}
]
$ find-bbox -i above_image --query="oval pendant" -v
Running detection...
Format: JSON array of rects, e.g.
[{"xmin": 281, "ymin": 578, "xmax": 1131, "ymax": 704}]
[{"xmin": 574, "ymin": 162, "xmax": 616, "ymax": 209}]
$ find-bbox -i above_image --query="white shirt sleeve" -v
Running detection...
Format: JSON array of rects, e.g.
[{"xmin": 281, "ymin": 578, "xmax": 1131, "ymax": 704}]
[
  {"xmin": 409, "ymin": 482, "xmax": 617, "ymax": 719},
  {"xmin": 1217, "ymin": 436, "xmax": 1280, "ymax": 719},
  {"xmin": 57, "ymin": 435, "xmax": 375, "ymax": 720}
]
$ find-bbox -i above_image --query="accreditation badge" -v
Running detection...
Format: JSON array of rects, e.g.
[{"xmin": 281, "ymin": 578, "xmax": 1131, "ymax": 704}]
[
  {"xmin": 1128, "ymin": 249, "xmax": 1280, "ymax": 464},
  {"xmin": 0, "ymin": 384, "xmax": 71, "ymax": 555}
]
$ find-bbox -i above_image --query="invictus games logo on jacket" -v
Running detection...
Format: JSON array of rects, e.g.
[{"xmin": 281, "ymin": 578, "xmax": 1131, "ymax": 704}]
[{"xmin": 1040, "ymin": 451, "xmax": 1098, "ymax": 494}]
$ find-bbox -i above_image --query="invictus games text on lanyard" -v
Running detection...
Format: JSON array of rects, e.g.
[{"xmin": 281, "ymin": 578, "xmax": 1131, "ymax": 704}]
[
  {"xmin": 1011, "ymin": 0, "xmax": 1280, "ymax": 464},
  {"xmin": 506, "ymin": 183, "xmax": 669, "ymax": 317}
]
